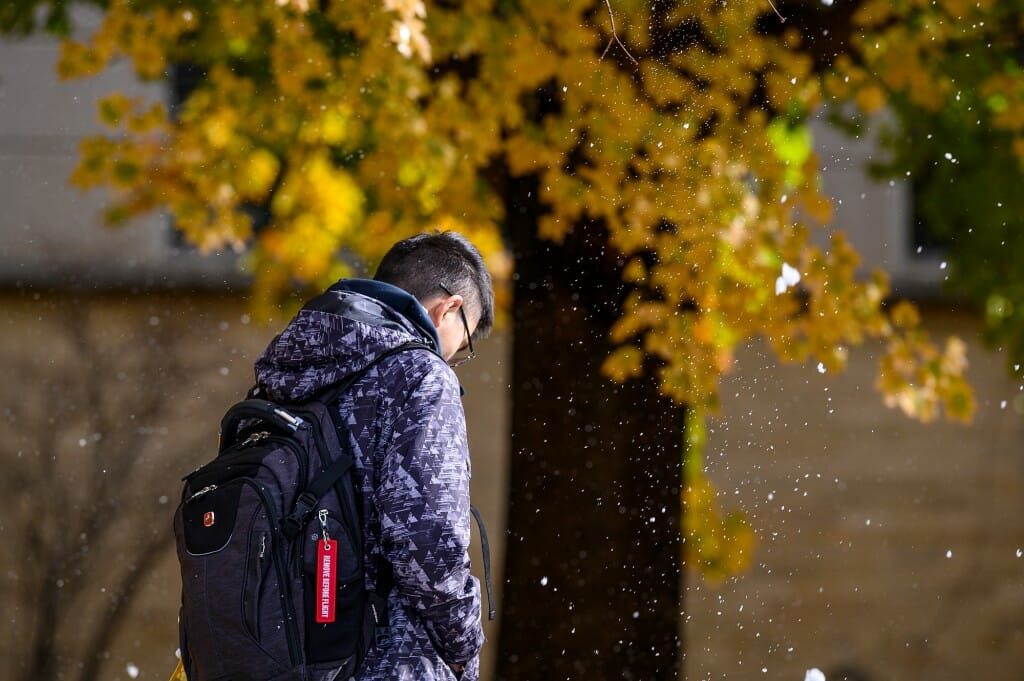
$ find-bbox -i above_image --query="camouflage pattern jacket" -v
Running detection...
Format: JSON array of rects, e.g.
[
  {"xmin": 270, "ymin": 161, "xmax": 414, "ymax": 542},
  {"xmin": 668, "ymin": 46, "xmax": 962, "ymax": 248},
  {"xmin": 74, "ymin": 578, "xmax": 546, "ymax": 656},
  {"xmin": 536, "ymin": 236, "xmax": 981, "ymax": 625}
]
[{"xmin": 254, "ymin": 279, "xmax": 484, "ymax": 681}]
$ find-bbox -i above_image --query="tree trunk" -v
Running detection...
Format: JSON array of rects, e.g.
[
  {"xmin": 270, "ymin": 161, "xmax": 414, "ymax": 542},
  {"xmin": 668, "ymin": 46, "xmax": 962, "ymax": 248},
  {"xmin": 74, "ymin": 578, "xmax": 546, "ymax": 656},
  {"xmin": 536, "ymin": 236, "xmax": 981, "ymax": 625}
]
[{"xmin": 496, "ymin": 176, "xmax": 687, "ymax": 680}]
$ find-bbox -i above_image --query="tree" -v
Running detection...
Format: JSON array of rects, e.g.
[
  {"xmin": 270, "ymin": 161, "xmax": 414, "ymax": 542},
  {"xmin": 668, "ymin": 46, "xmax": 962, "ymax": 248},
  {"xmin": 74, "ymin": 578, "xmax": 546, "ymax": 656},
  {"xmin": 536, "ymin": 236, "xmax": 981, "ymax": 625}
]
[
  {"xmin": 497, "ymin": 179, "xmax": 690, "ymax": 678},
  {"xmin": 7, "ymin": 0, "xmax": 1020, "ymax": 678},
  {"xmin": 822, "ymin": 0, "xmax": 1024, "ymax": 371}
]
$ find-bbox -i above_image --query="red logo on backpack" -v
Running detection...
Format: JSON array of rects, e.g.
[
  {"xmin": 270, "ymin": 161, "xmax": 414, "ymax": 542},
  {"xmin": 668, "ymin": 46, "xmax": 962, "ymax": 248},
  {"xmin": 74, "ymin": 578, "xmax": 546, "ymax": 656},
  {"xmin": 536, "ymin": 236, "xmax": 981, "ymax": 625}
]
[{"xmin": 203, "ymin": 511, "xmax": 215, "ymax": 527}]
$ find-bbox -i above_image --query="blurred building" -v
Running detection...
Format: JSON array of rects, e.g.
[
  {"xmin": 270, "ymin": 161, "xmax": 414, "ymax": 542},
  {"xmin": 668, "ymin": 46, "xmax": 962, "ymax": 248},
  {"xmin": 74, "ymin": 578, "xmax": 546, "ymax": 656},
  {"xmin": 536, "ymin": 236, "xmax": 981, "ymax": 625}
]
[
  {"xmin": 1, "ymin": 9, "xmax": 1021, "ymax": 681},
  {"xmin": 0, "ymin": 10, "xmax": 237, "ymax": 290}
]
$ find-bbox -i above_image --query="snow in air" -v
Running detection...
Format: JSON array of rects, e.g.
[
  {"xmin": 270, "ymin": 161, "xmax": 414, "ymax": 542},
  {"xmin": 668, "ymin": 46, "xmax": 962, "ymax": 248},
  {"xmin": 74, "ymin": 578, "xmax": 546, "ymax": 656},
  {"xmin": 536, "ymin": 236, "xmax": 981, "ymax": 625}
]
[
  {"xmin": 126, "ymin": 663, "xmax": 140, "ymax": 679},
  {"xmin": 776, "ymin": 263, "xmax": 801, "ymax": 295},
  {"xmin": 805, "ymin": 669, "xmax": 826, "ymax": 681}
]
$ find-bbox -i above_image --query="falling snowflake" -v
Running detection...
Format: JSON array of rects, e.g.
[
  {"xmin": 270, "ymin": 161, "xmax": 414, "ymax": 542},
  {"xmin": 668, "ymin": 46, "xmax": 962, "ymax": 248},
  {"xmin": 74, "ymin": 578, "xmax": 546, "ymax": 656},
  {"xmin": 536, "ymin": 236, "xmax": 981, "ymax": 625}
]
[{"xmin": 775, "ymin": 263, "xmax": 801, "ymax": 295}]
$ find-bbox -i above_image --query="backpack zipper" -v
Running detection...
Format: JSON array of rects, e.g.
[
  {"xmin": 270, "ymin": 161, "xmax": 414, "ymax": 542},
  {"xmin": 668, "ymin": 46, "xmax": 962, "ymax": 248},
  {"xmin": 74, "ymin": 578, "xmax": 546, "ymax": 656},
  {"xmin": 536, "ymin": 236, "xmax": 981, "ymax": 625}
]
[
  {"xmin": 242, "ymin": 478, "xmax": 303, "ymax": 667},
  {"xmin": 198, "ymin": 434, "xmax": 309, "ymax": 492},
  {"xmin": 187, "ymin": 484, "xmax": 217, "ymax": 502},
  {"xmin": 241, "ymin": 430, "xmax": 270, "ymax": 446}
]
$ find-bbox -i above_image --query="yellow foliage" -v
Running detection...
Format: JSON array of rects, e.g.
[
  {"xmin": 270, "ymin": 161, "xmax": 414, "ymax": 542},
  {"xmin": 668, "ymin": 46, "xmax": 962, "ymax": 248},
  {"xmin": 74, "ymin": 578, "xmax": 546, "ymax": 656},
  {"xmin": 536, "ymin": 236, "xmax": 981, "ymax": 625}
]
[
  {"xmin": 855, "ymin": 83, "xmax": 887, "ymax": 114},
  {"xmin": 683, "ymin": 475, "xmax": 757, "ymax": 583},
  {"xmin": 168, "ymin": 659, "xmax": 186, "ymax": 681},
  {"xmin": 59, "ymin": 0, "xmax": 983, "ymax": 588},
  {"xmin": 890, "ymin": 300, "xmax": 921, "ymax": 329},
  {"xmin": 1013, "ymin": 137, "xmax": 1024, "ymax": 165},
  {"xmin": 800, "ymin": 186, "xmax": 834, "ymax": 225},
  {"xmin": 239, "ymin": 149, "xmax": 281, "ymax": 201},
  {"xmin": 641, "ymin": 60, "xmax": 694, "ymax": 107},
  {"xmin": 602, "ymin": 345, "xmax": 644, "ymax": 383},
  {"xmin": 839, "ymin": 0, "xmax": 1019, "ymax": 128},
  {"xmin": 682, "ymin": 411, "xmax": 755, "ymax": 582}
]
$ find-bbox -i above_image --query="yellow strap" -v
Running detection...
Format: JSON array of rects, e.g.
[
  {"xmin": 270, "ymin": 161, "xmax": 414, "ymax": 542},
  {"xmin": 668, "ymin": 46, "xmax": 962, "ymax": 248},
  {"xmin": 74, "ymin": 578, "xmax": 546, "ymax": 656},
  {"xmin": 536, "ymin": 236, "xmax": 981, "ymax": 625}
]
[{"xmin": 168, "ymin": 659, "xmax": 187, "ymax": 681}]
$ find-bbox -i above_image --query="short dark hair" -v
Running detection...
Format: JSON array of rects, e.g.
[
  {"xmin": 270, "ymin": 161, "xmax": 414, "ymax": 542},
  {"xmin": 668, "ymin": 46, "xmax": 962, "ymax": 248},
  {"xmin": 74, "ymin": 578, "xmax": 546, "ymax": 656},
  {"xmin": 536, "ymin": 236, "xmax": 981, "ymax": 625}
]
[{"xmin": 374, "ymin": 231, "xmax": 494, "ymax": 339}]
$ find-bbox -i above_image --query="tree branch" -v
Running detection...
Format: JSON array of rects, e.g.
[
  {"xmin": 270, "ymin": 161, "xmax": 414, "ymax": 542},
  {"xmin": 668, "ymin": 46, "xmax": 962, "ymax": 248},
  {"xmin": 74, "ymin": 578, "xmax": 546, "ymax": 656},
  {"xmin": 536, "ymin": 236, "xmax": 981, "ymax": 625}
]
[
  {"xmin": 766, "ymin": 0, "xmax": 786, "ymax": 22},
  {"xmin": 599, "ymin": 0, "xmax": 638, "ymax": 65},
  {"xmin": 78, "ymin": 530, "xmax": 175, "ymax": 681}
]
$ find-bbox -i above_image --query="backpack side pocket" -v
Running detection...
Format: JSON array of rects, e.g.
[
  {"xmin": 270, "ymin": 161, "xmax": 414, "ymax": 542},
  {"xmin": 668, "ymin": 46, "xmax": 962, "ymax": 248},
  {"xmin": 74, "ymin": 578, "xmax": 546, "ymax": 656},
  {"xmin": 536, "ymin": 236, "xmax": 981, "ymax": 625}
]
[{"xmin": 242, "ymin": 526, "xmax": 270, "ymax": 642}]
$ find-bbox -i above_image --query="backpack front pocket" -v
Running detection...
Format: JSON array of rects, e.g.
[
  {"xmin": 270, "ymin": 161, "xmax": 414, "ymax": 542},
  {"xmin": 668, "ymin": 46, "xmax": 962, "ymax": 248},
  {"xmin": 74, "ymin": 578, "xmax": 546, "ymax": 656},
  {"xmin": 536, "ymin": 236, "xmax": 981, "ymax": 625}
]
[{"xmin": 242, "ymin": 526, "xmax": 271, "ymax": 642}]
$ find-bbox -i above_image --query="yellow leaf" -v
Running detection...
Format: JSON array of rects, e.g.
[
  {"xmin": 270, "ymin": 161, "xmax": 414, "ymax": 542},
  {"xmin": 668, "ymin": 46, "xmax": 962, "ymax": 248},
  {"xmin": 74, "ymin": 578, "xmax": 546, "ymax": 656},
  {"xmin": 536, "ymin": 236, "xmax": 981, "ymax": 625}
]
[
  {"xmin": 890, "ymin": 300, "xmax": 920, "ymax": 329},
  {"xmin": 855, "ymin": 83, "xmax": 887, "ymax": 113},
  {"xmin": 602, "ymin": 345, "xmax": 645, "ymax": 383}
]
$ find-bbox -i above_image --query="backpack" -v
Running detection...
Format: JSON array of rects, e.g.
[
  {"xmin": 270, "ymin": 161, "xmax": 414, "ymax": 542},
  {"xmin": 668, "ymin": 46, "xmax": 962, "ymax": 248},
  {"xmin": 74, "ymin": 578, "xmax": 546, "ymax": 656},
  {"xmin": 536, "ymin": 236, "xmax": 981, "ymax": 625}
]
[{"xmin": 174, "ymin": 343, "xmax": 428, "ymax": 681}]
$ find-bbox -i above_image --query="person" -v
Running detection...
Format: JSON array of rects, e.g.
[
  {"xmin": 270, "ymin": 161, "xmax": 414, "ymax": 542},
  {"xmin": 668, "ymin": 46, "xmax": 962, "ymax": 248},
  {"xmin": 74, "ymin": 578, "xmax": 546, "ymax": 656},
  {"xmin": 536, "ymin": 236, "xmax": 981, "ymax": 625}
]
[{"xmin": 252, "ymin": 231, "xmax": 493, "ymax": 680}]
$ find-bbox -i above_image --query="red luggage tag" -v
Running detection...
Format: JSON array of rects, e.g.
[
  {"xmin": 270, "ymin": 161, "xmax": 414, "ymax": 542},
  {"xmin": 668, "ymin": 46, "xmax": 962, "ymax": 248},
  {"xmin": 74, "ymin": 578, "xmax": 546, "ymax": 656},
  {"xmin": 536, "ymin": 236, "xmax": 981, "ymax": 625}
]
[
  {"xmin": 315, "ymin": 510, "xmax": 337, "ymax": 623},
  {"xmin": 316, "ymin": 538, "xmax": 338, "ymax": 623}
]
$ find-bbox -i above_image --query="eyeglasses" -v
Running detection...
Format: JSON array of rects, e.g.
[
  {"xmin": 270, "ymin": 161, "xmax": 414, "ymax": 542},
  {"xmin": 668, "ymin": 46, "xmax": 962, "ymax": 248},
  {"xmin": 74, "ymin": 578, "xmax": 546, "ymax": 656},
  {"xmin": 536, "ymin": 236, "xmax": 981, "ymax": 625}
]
[{"xmin": 439, "ymin": 282, "xmax": 476, "ymax": 367}]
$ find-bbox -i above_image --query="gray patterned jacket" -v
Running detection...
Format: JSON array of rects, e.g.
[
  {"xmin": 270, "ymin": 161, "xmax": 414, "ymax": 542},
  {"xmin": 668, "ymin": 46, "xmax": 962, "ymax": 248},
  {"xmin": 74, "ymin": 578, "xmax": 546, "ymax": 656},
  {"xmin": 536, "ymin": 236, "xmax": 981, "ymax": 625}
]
[{"xmin": 254, "ymin": 279, "xmax": 484, "ymax": 680}]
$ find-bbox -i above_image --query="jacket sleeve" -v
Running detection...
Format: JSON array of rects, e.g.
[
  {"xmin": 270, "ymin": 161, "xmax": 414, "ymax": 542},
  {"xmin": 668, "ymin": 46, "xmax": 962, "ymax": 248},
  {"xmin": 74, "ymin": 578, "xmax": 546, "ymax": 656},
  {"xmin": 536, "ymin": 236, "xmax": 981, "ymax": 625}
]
[{"xmin": 377, "ymin": 359, "xmax": 484, "ymax": 666}]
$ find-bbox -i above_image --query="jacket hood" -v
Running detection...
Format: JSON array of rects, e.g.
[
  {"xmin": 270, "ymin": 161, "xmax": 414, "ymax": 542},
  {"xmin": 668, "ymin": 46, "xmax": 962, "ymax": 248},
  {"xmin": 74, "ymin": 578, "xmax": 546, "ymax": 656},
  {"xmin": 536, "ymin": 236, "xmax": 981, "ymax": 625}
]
[{"xmin": 254, "ymin": 279, "xmax": 442, "ymax": 402}]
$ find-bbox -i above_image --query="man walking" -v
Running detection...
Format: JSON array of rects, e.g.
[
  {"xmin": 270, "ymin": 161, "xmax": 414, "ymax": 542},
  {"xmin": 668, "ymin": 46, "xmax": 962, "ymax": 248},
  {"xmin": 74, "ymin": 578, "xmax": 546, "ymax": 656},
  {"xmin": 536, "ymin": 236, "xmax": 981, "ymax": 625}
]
[{"xmin": 253, "ymin": 231, "xmax": 493, "ymax": 680}]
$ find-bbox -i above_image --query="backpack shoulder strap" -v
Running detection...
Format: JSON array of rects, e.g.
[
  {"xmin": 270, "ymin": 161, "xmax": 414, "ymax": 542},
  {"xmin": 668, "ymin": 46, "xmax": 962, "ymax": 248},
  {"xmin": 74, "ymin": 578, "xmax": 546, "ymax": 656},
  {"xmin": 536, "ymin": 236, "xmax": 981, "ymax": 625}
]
[
  {"xmin": 281, "ymin": 453, "xmax": 354, "ymax": 540},
  {"xmin": 470, "ymin": 505, "xmax": 497, "ymax": 621},
  {"xmin": 279, "ymin": 340, "xmax": 435, "ymax": 541}
]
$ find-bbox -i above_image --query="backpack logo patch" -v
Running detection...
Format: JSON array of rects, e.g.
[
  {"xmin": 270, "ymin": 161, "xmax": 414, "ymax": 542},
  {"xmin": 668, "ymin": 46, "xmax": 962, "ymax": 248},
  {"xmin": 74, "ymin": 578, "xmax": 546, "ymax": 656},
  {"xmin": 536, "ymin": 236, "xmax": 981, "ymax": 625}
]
[{"xmin": 203, "ymin": 511, "xmax": 215, "ymax": 527}]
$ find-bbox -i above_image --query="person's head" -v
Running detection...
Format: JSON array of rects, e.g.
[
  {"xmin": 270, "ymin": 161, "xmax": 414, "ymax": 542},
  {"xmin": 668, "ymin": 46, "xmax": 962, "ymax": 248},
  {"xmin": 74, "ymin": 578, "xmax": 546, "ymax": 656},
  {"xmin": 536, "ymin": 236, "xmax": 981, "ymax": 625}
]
[{"xmin": 374, "ymin": 231, "xmax": 494, "ymax": 365}]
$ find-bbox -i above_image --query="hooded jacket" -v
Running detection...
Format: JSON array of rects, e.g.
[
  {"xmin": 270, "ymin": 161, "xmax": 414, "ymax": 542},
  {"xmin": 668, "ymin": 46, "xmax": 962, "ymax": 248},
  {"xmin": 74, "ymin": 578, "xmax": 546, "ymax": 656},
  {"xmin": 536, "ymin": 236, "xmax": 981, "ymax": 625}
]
[{"xmin": 254, "ymin": 279, "xmax": 484, "ymax": 681}]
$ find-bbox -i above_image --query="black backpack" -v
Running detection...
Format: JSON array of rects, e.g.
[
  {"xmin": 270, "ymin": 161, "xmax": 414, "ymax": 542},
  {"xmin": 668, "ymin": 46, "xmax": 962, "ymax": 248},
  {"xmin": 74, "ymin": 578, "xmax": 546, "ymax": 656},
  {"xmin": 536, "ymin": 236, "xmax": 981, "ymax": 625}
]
[{"xmin": 174, "ymin": 344, "xmax": 426, "ymax": 681}]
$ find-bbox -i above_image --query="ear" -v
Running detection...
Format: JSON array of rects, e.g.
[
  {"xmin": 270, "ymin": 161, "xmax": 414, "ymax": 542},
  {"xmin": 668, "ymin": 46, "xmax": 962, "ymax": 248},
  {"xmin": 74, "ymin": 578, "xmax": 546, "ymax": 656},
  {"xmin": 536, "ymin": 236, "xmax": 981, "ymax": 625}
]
[{"xmin": 425, "ymin": 294, "xmax": 463, "ymax": 328}]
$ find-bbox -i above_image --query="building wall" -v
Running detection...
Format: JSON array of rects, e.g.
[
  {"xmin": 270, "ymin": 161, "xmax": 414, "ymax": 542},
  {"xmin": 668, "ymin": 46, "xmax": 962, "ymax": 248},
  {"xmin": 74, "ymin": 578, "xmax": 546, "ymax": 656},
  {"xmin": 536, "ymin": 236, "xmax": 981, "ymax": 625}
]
[
  {"xmin": 0, "ymin": 9, "xmax": 240, "ymax": 288},
  {"xmin": 685, "ymin": 304, "xmax": 1024, "ymax": 681},
  {"xmin": 810, "ymin": 112, "xmax": 947, "ymax": 296}
]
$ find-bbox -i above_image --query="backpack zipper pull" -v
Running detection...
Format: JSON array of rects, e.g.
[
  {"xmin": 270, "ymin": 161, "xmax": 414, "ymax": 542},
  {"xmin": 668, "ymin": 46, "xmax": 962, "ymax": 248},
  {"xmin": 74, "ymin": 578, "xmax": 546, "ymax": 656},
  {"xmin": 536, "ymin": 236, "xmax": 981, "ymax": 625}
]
[
  {"xmin": 273, "ymin": 408, "xmax": 305, "ymax": 431},
  {"xmin": 187, "ymin": 484, "xmax": 218, "ymax": 502},
  {"xmin": 241, "ymin": 431, "xmax": 270, "ymax": 447},
  {"xmin": 317, "ymin": 509, "xmax": 330, "ymax": 541}
]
